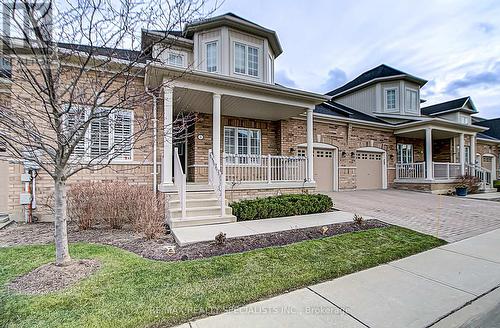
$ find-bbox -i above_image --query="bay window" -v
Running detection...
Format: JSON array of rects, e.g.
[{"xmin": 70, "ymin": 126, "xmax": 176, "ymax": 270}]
[
  {"xmin": 397, "ymin": 144, "xmax": 413, "ymax": 164},
  {"xmin": 405, "ymin": 88, "xmax": 418, "ymax": 112},
  {"xmin": 234, "ymin": 42, "xmax": 259, "ymax": 77},
  {"xmin": 206, "ymin": 41, "xmax": 218, "ymax": 72},
  {"xmin": 167, "ymin": 53, "xmax": 184, "ymax": 67},
  {"xmin": 385, "ymin": 88, "xmax": 398, "ymax": 111}
]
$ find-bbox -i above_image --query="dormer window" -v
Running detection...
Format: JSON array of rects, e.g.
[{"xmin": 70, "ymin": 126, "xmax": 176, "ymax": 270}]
[
  {"xmin": 234, "ymin": 42, "xmax": 259, "ymax": 77},
  {"xmin": 206, "ymin": 41, "xmax": 218, "ymax": 72},
  {"xmin": 460, "ymin": 114, "xmax": 470, "ymax": 125},
  {"xmin": 384, "ymin": 88, "xmax": 398, "ymax": 112}
]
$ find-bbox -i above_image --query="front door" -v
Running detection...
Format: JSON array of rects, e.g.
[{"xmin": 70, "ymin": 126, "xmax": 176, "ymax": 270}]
[{"xmin": 173, "ymin": 141, "xmax": 187, "ymax": 173}]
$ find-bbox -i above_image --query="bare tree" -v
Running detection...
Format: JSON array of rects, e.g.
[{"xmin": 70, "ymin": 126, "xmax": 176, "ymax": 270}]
[{"xmin": 0, "ymin": 0, "xmax": 218, "ymax": 265}]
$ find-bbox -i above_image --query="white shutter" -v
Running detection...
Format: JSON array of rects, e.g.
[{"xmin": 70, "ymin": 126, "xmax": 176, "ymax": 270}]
[
  {"xmin": 113, "ymin": 110, "xmax": 133, "ymax": 160},
  {"xmin": 90, "ymin": 108, "xmax": 110, "ymax": 158},
  {"xmin": 66, "ymin": 106, "xmax": 87, "ymax": 158}
]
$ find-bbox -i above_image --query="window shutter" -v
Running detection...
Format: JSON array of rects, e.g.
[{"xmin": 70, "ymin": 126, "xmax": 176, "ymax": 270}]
[
  {"xmin": 90, "ymin": 108, "xmax": 110, "ymax": 158},
  {"xmin": 113, "ymin": 110, "xmax": 133, "ymax": 160},
  {"xmin": 66, "ymin": 106, "xmax": 87, "ymax": 158}
]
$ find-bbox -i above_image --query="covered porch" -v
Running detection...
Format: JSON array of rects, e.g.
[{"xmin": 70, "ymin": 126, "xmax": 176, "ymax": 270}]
[
  {"xmin": 393, "ymin": 121, "xmax": 493, "ymax": 191},
  {"xmin": 154, "ymin": 70, "xmax": 328, "ymax": 192}
]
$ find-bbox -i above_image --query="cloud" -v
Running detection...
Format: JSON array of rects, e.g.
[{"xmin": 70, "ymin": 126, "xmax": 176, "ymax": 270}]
[
  {"xmin": 420, "ymin": 80, "xmax": 436, "ymax": 98},
  {"xmin": 477, "ymin": 22, "xmax": 495, "ymax": 34},
  {"xmin": 444, "ymin": 62, "xmax": 500, "ymax": 95},
  {"xmin": 321, "ymin": 68, "xmax": 347, "ymax": 93},
  {"xmin": 275, "ymin": 70, "xmax": 297, "ymax": 88}
]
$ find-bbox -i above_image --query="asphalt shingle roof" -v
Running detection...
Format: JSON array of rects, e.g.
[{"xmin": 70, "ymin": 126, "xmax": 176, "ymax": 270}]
[
  {"xmin": 58, "ymin": 43, "xmax": 145, "ymax": 62},
  {"xmin": 315, "ymin": 101, "xmax": 390, "ymax": 124},
  {"xmin": 421, "ymin": 97, "xmax": 473, "ymax": 116},
  {"xmin": 475, "ymin": 118, "xmax": 500, "ymax": 140},
  {"xmin": 326, "ymin": 64, "xmax": 427, "ymax": 97}
]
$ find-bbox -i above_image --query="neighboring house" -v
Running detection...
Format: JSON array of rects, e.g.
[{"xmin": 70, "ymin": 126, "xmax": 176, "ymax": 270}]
[{"xmin": 0, "ymin": 13, "xmax": 499, "ymax": 226}]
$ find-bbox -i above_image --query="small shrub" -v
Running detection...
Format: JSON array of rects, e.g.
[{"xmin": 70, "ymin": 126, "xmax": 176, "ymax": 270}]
[
  {"xmin": 494, "ymin": 180, "xmax": 500, "ymax": 189},
  {"xmin": 67, "ymin": 182, "xmax": 165, "ymax": 239},
  {"xmin": 456, "ymin": 174, "xmax": 481, "ymax": 194},
  {"xmin": 214, "ymin": 232, "xmax": 227, "ymax": 245},
  {"xmin": 353, "ymin": 214, "xmax": 364, "ymax": 225},
  {"xmin": 230, "ymin": 194, "xmax": 333, "ymax": 221},
  {"xmin": 320, "ymin": 226, "xmax": 329, "ymax": 235}
]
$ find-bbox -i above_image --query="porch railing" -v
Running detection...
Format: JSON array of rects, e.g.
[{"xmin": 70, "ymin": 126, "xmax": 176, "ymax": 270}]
[
  {"xmin": 173, "ymin": 147, "xmax": 186, "ymax": 218},
  {"xmin": 208, "ymin": 149, "xmax": 225, "ymax": 216},
  {"xmin": 223, "ymin": 153, "xmax": 307, "ymax": 183},
  {"xmin": 466, "ymin": 163, "xmax": 492, "ymax": 189},
  {"xmin": 395, "ymin": 162, "xmax": 426, "ymax": 180},
  {"xmin": 433, "ymin": 162, "xmax": 462, "ymax": 180}
]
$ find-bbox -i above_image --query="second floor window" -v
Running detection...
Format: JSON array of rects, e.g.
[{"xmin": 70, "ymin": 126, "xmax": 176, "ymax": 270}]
[
  {"xmin": 206, "ymin": 41, "xmax": 218, "ymax": 72},
  {"xmin": 234, "ymin": 42, "xmax": 259, "ymax": 77},
  {"xmin": 385, "ymin": 88, "xmax": 397, "ymax": 111},
  {"xmin": 405, "ymin": 89, "xmax": 418, "ymax": 112},
  {"xmin": 167, "ymin": 53, "xmax": 184, "ymax": 67}
]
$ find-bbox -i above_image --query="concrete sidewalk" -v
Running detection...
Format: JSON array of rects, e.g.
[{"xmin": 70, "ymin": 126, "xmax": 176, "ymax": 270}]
[
  {"xmin": 172, "ymin": 211, "xmax": 364, "ymax": 246},
  {"xmin": 175, "ymin": 228, "xmax": 500, "ymax": 328}
]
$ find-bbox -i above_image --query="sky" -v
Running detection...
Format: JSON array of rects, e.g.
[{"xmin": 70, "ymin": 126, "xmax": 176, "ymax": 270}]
[{"xmin": 214, "ymin": 0, "xmax": 500, "ymax": 118}]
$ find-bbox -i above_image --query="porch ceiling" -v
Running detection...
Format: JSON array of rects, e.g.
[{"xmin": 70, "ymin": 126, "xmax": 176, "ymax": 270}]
[{"xmin": 173, "ymin": 87, "xmax": 307, "ymax": 120}]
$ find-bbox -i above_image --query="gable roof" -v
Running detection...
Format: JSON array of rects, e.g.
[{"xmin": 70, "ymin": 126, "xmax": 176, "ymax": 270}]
[
  {"xmin": 315, "ymin": 101, "xmax": 390, "ymax": 124},
  {"xmin": 326, "ymin": 64, "xmax": 427, "ymax": 97},
  {"xmin": 475, "ymin": 118, "xmax": 500, "ymax": 139},
  {"xmin": 184, "ymin": 13, "xmax": 283, "ymax": 56},
  {"xmin": 421, "ymin": 96, "xmax": 477, "ymax": 116}
]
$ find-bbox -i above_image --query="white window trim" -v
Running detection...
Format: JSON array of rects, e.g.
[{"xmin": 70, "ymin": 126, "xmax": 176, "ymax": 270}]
[
  {"xmin": 397, "ymin": 143, "xmax": 414, "ymax": 164},
  {"xmin": 459, "ymin": 113, "xmax": 470, "ymax": 125},
  {"xmin": 233, "ymin": 41, "xmax": 260, "ymax": 78},
  {"xmin": 223, "ymin": 126, "xmax": 261, "ymax": 163},
  {"xmin": 165, "ymin": 50, "xmax": 186, "ymax": 68},
  {"xmin": 205, "ymin": 40, "xmax": 219, "ymax": 73},
  {"xmin": 384, "ymin": 87, "xmax": 399, "ymax": 112},
  {"xmin": 66, "ymin": 106, "xmax": 134, "ymax": 163},
  {"xmin": 405, "ymin": 87, "xmax": 418, "ymax": 113}
]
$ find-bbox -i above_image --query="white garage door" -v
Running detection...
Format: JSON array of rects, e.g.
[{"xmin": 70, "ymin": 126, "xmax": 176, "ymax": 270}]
[
  {"xmin": 356, "ymin": 151, "xmax": 382, "ymax": 190},
  {"xmin": 313, "ymin": 149, "xmax": 334, "ymax": 192}
]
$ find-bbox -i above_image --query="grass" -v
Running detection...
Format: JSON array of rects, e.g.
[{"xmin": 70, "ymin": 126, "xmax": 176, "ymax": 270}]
[{"xmin": 0, "ymin": 226, "xmax": 445, "ymax": 328}]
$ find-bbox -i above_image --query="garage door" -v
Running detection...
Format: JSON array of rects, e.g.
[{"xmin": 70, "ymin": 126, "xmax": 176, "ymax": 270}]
[
  {"xmin": 0, "ymin": 160, "xmax": 8, "ymax": 214},
  {"xmin": 313, "ymin": 149, "xmax": 334, "ymax": 191},
  {"xmin": 356, "ymin": 151, "xmax": 382, "ymax": 190}
]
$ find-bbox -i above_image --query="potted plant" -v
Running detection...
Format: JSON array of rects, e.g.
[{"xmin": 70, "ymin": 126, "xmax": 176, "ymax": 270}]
[
  {"xmin": 494, "ymin": 180, "xmax": 500, "ymax": 192},
  {"xmin": 455, "ymin": 184, "xmax": 468, "ymax": 196}
]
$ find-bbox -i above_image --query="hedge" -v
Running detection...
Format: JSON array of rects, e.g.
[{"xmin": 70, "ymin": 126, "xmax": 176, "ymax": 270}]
[{"xmin": 230, "ymin": 194, "xmax": 333, "ymax": 221}]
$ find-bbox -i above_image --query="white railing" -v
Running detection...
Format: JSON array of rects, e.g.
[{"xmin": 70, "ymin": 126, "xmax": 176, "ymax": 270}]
[
  {"xmin": 433, "ymin": 162, "xmax": 462, "ymax": 180},
  {"xmin": 224, "ymin": 153, "xmax": 307, "ymax": 183},
  {"xmin": 466, "ymin": 163, "xmax": 492, "ymax": 189},
  {"xmin": 173, "ymin": 147, "xmax": 186, "ymax": 218},
  {"xmin": 395, "ymin": 162, "xmax": 426, "ymax": 180},
  {"xmin": 208, "ymin": 149, "xmax": 225, "ymax": 216}
]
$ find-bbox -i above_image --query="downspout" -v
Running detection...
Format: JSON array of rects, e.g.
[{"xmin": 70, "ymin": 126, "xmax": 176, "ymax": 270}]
[{"xmin": 145, "ymin": 71, "xmax": 158, "ymax": 193}]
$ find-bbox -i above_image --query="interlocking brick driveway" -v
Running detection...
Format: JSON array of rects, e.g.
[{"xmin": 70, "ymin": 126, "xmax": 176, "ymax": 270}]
[{"xmin": 329, "ymin": 189, "xmax": 500, "ymax": 242}]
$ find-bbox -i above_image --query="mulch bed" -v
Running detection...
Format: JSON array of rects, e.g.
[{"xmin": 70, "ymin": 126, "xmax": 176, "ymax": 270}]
[
  {"xmin": 8, "ymin": 259, "xmax": 101, "ymax": 295},
  {"xmin": 159, "ymin": 219, "xmax": 388, "ymax": 261},
  {"xmin": 1, "ymin": 219, "xmax": 388, "ymax": 262}
]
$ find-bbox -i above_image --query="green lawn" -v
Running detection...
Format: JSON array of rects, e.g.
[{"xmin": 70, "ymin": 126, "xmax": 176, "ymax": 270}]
[{"xmin": 0, "ymin": 227, "xmax": 445, "ymax": 328}]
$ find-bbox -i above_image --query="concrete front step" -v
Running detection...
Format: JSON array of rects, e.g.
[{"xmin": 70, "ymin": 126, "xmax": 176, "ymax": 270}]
[
  {"xmin": 169, "ymin": 198, "xmax": 229, "ymax": 209},
  {"xmin": 479, "ymin": 187, "xmax": 497, "ymax": 193},
  {"xmin": 168, "ymin": 191, "xmax": 218, "ymax": 201},
  {"xmin": 168, "ymin": 214, "xmax": 236, "ymax": 228},
  {"xmin": 0, "ymin": 214, "xmax": 9, "ymax": 224},
  {"xmin": 168, "ymin": 205, "xmax": 233, "ymax": 219}
]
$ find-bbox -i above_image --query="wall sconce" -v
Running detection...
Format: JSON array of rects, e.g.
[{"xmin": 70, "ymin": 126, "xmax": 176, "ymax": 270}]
[
  {"xmin": 342, "ymin": 151, "xmax": 347, "ymax": 158},
  {"xmin": 289, "ymin": 147, "xmax": 295, "ymax": 153},
  {"xmin": 350, "ymin": 152, "xmax": 355, "ymax": 158},
  {"xmin": 390, "ymin": 154, "xmax": 394, "ymax": 161}
]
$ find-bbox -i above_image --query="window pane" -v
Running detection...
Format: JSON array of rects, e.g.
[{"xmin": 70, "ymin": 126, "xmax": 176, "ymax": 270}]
[
  {"xmin": 168, "ymin": 53, "xmax": 183, "ymax": 66},
  {"xmin": 224, "ymin": 127, "xmax": 236, "ymax": 155},
  {"xmin": 90, "ymin": 109, "xmax": 110, "ymax": 157},
  {"xmin": 248, "ymin": 46, "xmax": 258, "ymax": 76},
  {"xmin": 234, "ymin": 43, "xmax": 246, "ymax": 74},
  {"xmin": 113, "ymin": 111, "xmax": 132, "ymax": 160},
  {"xmin": 250, "ymin": 130, "xmax": 260, "ymax": 155},
  {"xmin": 387, "ymin": 89, "xmax": 396, "ymax": 109},
  {"xmin": 206, "ymin": 42, "xmax": 217, "ymax": 72},
  {"xmin": 66, "ymin": 106, "xmax": 87, "ymax": 157},
  {"xmin": 237, "ymin": 129, "xmax": 248, "ymax": 155}
]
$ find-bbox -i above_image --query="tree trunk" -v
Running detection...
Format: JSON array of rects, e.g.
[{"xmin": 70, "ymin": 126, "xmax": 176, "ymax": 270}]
[{"xmin": 54, "ymin": 177, "xmax": 71, "ymax": 266}]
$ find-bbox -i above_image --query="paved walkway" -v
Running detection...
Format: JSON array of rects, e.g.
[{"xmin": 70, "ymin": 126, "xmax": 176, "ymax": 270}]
[
  {"xmin": 466, "ymin": 191, "xmax": 500, "ymax": 201},
  {"xmin": 330, "ymin": 189, "xmax": 500, "ymax": 242},
  {"xmin": 172, "ymin": 211, "xmax": 364, "ymax": 246},
  {"xmin": 175, "ymin": 228, "xmax": 500, "ymax": 328}
]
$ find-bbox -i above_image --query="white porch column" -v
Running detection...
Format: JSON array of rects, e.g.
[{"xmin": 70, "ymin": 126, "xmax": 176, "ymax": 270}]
[
  {"xmin": 425, "ymin": 127, "xmax": 433, "ymax": 180},
  {"xmin": 306, "ymin": 108, "xmax": 314, "ymax": 182},
  {"xmin": 459, "ymin": 133, "xmax": 465, "ymax": 175},
  {"xmin": 212, "ymin": 93, "xmax": 222, "ymax": 167},
  {"xmin": 470, "ymin": 134, "xmax": 476, "ymax": 175},
  {"xmin": 162, "ymin": 85, "xmax": 174, "ymax": 185}
]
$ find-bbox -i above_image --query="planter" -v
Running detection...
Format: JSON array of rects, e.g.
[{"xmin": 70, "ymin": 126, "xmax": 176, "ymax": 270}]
[{"xmin": 455, "ymin": 187, "xmax": 468, "ymax": 197}]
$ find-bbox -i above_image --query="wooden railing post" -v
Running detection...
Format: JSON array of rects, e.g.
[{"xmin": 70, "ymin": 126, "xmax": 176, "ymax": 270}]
[{"xmin": 267, "ymin": 154, "xmax": 272, "ymax": 183}]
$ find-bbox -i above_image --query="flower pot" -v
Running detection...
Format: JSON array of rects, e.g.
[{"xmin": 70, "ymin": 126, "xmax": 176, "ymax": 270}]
[{"xmin": 455, "ymin": 187, "xmax": 468, "ymax": 197}]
